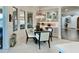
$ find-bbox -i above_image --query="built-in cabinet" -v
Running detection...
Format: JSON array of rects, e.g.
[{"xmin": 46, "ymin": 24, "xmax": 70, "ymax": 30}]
[
  {"xmin": 0, "ymin": 8, "xmax": 3, "ymax": 49},
  {"xmin": 61, "ymin": 15, "xmax": 78, "ymax": 29}
]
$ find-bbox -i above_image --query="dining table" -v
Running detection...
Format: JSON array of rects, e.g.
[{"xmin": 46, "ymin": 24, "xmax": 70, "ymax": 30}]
[{"xmin": 33, "ymin": 28, "xmax": 53, "ymax": 44}]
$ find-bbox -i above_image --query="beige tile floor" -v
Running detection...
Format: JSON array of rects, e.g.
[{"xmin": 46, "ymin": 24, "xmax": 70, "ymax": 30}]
[{"xmin": 0, "ymin": 38, "xmax": 73, "ymax": 53}]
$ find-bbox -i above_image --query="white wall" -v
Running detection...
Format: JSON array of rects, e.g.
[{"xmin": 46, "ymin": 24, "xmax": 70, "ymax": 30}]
[
  {"xmin": 8, "ymin": 6, "xmax": 38, "ymax": 45},
  {"xmin": 71, "ymin": 15, "xmax": 78, "ymax": 29},
  {"xmin": 8, "ymin": 6, "xmax": 60, "ymax": 46}
]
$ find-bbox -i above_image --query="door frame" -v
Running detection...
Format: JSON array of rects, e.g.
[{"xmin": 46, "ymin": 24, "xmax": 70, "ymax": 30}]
[{"xmin": 77, "ymin": 17, "xmax": 79, "ymax": 29}]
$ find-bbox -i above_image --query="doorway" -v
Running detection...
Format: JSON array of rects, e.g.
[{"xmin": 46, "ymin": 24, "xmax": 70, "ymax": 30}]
[
  {"xmin": 27, "ymin": 12, "xmax": 33, "ymax": 28},
  {"xmin": 77, "ymin": 17, "xmax": 79, "ymax": 30}
]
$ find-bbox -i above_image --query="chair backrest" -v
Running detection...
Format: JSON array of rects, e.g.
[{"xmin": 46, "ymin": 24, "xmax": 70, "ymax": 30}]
[
  {"xmin": 47, "ymin": 27, "xmax": 53, "ymax": 32},
  {"xmin": 27, "ymin": 28, "xmax": 34, "ymax": 34},
  {"xmin": 25, "ymin": 29, "xmax": 35, "ymax": 37},
  {"xmin": 40, "ymin": 31, "xmax": 50, "ymax": 41}
]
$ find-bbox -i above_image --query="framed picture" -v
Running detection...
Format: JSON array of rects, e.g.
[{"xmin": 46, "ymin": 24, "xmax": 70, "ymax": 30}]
[{"xmin": 46, "ymin": 11, "xmax": 57, "ymax": 21}]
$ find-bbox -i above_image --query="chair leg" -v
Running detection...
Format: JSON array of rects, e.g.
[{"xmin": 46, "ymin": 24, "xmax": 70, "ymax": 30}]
[
  {"xmin": 35, "ymin": 39, "xmax": 37, "ymax": 44},
  {"xmin": 51, "ymin": 32, "xmax": 53, "ymax": 41},
  {"xmin": 51, "ymin": 37, "xmax": 52, "ymax": 41},
  {"xmin": 26, "ymin": 37, "xmax": 28, "ymax": 44},
  {"xmin": 48, "ymin": 40, "xmax": 50, "ymax": 48},
  {"xmin": 39, "ymin": 41, "xmax": 40, "ymax": 49}
]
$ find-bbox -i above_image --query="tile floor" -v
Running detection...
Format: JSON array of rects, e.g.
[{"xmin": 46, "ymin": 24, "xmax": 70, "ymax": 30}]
[
  {"xmin": 0, "ymin": 38, "xmax": 73, "ymax": 53},
  {"xmin": 62, "ymin": 29, "xmax": 79, "ymax": 41}
]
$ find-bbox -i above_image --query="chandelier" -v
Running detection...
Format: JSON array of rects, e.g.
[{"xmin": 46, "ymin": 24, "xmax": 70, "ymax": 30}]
[{"xmin": 36, "ymin": 9, "xmax": 45, "ymax": 18}]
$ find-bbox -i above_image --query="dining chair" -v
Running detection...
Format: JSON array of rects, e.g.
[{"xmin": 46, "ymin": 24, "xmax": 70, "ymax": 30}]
[
  {"xmin": 35, "ymin": 31, "xmax": 50, "ymax": 49},
  {"xmin": 25, "ymin": 29, "xmax": 36, "ymax": 44},
  {"xmin": 48, "ymin": 28, "xmax": 53, "ymax": 41}
]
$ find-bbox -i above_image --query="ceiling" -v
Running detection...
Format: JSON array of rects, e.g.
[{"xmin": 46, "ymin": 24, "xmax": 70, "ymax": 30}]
[
  {"xmin": 61, "ymin": 6, "xmax": 79, "ymax": 16},
  {"xmin": 13, "ymin": 6, "xmax": 79, "ymax": 16},
  {"xmin": 15, "ymin": 6, "xmax": 59, "ymax": 11}
]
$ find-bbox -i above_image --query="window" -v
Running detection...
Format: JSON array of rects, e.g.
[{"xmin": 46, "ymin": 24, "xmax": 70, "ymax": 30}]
[
  {"xmin": 27, "ymin": 12, "xmax": 33, "ymax": 28},
  {"xmin": 13, "ymin": 7, "xmax": 18, "ymax": 31},
  {"xmin": 19, "ymin": 10, "xmax": 25, "ymax": 29}
]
